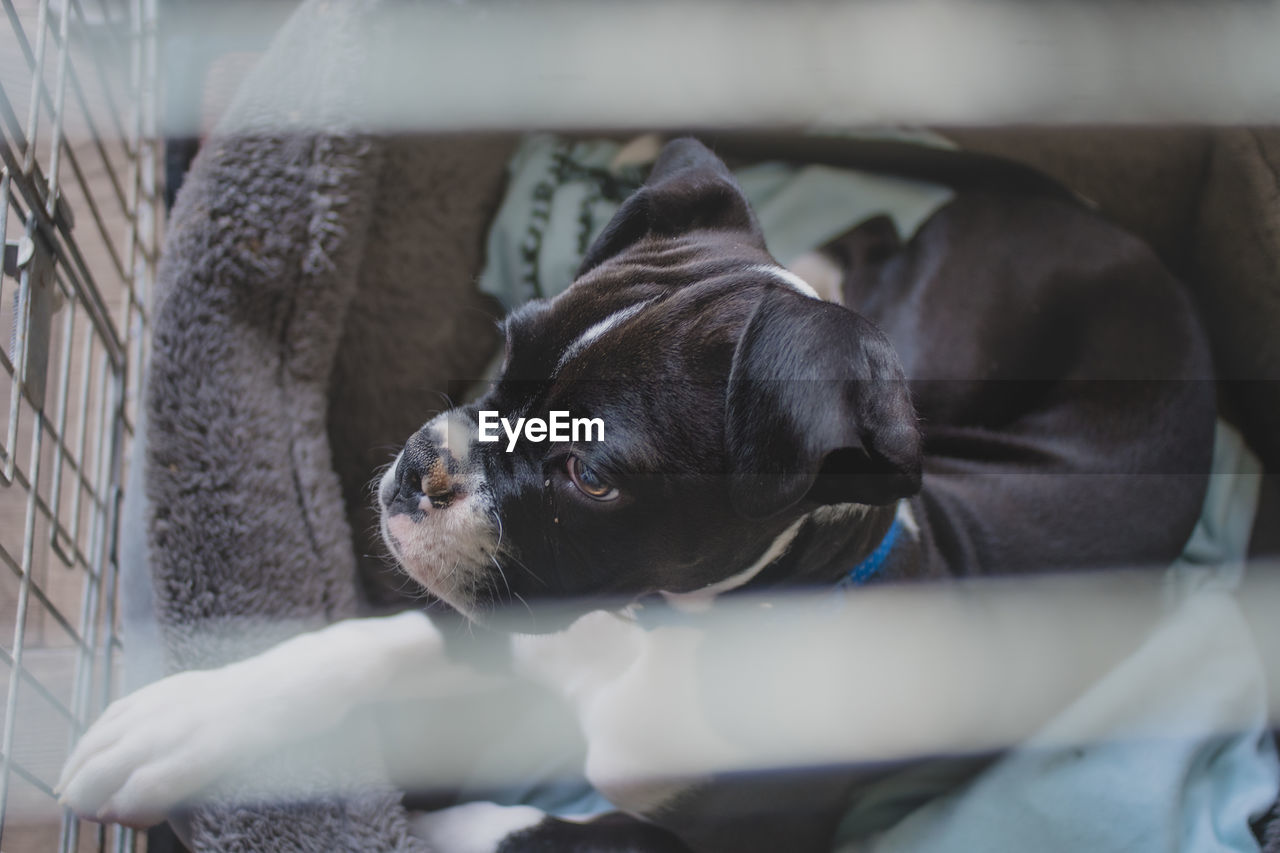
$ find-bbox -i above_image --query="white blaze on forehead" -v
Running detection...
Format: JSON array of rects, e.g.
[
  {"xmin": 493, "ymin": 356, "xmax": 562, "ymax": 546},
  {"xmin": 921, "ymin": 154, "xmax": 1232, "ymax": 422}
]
[
  {"xmin": 660, "ymin": 515, "xmax": 808, "ymax": 613},
  {"xmin": 750, "ymin": 263, "xmax": 821, "ymax": 299},
  {"xmin": 553, "ymin": 298, "xmax": 656, "ymax": 376}
]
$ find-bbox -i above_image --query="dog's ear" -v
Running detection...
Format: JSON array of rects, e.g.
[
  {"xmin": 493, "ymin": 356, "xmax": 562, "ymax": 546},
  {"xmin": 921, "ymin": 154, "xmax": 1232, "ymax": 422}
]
[
  {"xmin": 577, "ymin": 138, "xmax": 765, "ymax": 276},
  {"xmin": 725, "ymin": 289, "xmax": 922, "ymax": 520}
]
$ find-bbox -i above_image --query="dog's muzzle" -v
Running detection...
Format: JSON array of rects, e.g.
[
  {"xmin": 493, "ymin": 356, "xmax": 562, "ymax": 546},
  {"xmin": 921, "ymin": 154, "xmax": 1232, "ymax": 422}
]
[
  {"xmin": 377, "ymin": 413, "xmax": 499, "ymax": 617},
  {"xmin": 380, "ymin": 411, "xmax": 480, "ymax": 516},
  {"xmin": 383, "ymin": 440, "xmax": 455, "ymax": 516}
]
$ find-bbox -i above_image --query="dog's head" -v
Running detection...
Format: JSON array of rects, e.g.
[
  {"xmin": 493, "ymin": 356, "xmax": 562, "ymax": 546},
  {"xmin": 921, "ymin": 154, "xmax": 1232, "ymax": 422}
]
[{"xmin": 378, "ymin": 139, "xmax": 921, "ymax": 630}]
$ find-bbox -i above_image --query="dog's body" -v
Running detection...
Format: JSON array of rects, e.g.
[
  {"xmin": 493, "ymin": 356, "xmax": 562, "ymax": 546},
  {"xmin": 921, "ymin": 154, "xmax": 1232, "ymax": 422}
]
[{"xmin": 59, "ymin": 139, "xmax": 1215, "ymax": 852}]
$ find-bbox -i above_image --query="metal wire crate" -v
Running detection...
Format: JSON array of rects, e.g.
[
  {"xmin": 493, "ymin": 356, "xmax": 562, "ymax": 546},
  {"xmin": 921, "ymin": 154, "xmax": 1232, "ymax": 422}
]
[{"xmin": 0, "ymin": 0, "xmax": 159, "ymax": 849}]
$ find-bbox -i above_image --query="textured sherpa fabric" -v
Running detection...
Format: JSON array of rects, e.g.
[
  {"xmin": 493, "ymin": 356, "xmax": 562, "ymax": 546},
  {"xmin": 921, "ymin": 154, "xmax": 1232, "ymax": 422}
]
[{"xmin": 137, "ymin": 0, "xmax": 509, "ymax": 848}]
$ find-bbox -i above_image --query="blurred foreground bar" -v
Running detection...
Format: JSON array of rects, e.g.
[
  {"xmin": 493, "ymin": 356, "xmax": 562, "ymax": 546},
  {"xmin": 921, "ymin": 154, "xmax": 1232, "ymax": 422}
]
[
  {"xmin": 141, "ymin": 562, "xmax": 1280, "ymax": 802},
  {"xmin": 154, "ymin": 0, "xmax": 1280, "ymax": 135}
]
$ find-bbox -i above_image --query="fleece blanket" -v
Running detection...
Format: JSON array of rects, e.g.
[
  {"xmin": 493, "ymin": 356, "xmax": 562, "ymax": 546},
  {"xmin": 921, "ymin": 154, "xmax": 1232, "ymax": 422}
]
[{"xmin": 120, "ymin": 0, "xmax": 1280, "ymax": 849}]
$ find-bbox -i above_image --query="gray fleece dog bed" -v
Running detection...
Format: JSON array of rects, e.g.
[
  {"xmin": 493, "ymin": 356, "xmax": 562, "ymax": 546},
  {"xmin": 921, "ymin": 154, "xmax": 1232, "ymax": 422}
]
[
  {"xmin": 125, "ymin": 3, "xmax": 512, "ymax": 848},
  {"xmin": 124, "ymin": 1, "xmax": 1280, "ymax": 850}
]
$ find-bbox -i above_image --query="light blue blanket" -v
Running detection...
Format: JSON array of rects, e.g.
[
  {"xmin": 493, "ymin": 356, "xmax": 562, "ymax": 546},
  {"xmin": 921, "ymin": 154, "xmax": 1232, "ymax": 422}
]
[{"xmin": 835, "ymin": 423, "xmax": 1278, "ymax": 853}]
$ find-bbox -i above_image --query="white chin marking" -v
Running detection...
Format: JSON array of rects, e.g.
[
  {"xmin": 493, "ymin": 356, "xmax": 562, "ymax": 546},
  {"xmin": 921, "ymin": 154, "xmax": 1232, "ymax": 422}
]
[
  {"xmin": 410, "ymin": 802, "xmax": 546, "ymax": 853},
  {"xmin": 386, "ymin": 507, "xmax": 496, "ymax": 616}
]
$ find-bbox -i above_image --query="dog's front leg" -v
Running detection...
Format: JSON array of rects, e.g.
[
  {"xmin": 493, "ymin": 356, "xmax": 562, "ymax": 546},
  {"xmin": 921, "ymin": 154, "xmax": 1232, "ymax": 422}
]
[{"xmin": 57, "ymin": 610, "xmax": 497, "ymax": 826}]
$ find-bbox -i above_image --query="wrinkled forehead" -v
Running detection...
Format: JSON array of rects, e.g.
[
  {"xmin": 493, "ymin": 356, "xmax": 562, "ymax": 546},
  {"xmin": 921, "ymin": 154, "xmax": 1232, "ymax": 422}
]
[
  {"xmin": 506, "ymin": 260, "xmax": 809, "ymax": 384},
  {"xmin": 555, "ymin": 287, "xmax": 748, "ymax": 383}
]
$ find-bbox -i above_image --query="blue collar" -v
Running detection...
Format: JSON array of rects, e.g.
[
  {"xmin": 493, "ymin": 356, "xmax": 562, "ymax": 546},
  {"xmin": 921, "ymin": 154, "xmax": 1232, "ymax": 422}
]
[
  {"xmin": 837, "ymin": 515, "xmax": 902, "ymax": 589},
  {"xmin": 636, "ymin": 513, "xmax": 904, "ymax": 629}
]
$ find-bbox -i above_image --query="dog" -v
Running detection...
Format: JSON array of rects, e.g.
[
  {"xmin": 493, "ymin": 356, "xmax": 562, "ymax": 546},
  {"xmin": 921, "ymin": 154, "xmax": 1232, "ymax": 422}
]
[{"xmin": 57, "ymin": 138, "xmax": 1215, "ymax": 852}]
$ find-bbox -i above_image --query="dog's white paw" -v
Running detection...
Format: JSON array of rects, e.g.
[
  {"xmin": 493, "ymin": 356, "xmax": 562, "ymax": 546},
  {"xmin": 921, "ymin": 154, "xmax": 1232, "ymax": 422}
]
[
  {"xmin": 410, "ymin": 802, "xmax": 546, "ymax": 853},
  {"xmin": 56, "ymin": 613, "xmax": 444, "ymax": 826},
  {"xmin": 55, "ymin": 667, "xmax": 259, "ymax": 826}
]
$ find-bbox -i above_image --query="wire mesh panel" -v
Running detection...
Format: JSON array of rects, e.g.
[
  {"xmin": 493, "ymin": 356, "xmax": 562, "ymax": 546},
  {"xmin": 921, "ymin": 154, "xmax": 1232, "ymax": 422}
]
[{"xmin": 0, "ymin": 0, "xmax": 159, "ymax": 850}]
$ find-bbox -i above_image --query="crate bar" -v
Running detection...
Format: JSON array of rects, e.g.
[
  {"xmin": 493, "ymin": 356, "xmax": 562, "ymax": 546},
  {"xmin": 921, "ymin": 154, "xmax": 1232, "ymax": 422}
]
[
  {"xmin": 62, "ymin": 77, "xmax": 132, "ymax": 224},
  {"xmin": 21, "ymin": 0, "xmax": 52, "ymax": 175},
  {"xmin": 60, "ymin": 140, "xmax": 130, "ymax": 283},
  {"xmin": 0, "ymin": 336, "xmax": 109, "ymax": 570},
  {"xmin": 115, "ymin": 822, "xmax": 135, "ymax": 852},
  {"xmin": 0, "ymin": 88, "xmax": 25, "ymax": 169},
  {"xmin": 67, "ymin": 357, "xmax": 125, "ymax": 853},
  {"xmin": 85, "ymin": 352, "xmax": 114, "ymax": 662},
  {"xmin": 0, "ymin": 18, "xmax": 72, "ymax": 262},
  {"xmin": 2, "ymin": 0, "xmax": 138, "ymax": 277},
  {"xmin": 0, "ymin": 132, "xmax": 125, "ymax": 358},
  {"xmin": 0, "ymin": 314, "xmax": 123, "ymax": 573},
  {"xmin": 58, "ymin": 328, "xmax": 99, "ymax": 566},
  {"xmin": 47, "ymin": 289, "xmax": 81, "ymax": 565},
  {"xmin": 3, "ymin": 0, "xmax": 131, "ymax": 177},
  {"xmin": 99, "ymin": 367, "xmax": 127, "ymax": 764},
  {"xmin": 0, "ymin": 405, "xmax": 47, "ymax": 835},
  {"xmin": 0, "ymin": 646, "xmax": 80, "ymax": 727},
  {"xmin": 50, "ymin": 9, "xmax": 138, "ymax": 279},
  {"xmin": 43, "ymin": 0, "xmax": 74, "ymax": 216},
  {"xmin": 0, "ymin": 141, "xmax": 125, "ymax": 379},
  {"xmin": 124, "ymin": 0, "xmax": 146, "ymax": 310},
  {"xmin": 0, "ymin": 540, "xmax": 90, "ymax": 652},
  {"xmin": 63, "ymin": 363, "xmax": 122, "ymax": 853},
  {"xmin": 0, "ymin": 168, "xmax": 8, "ymax": 481},
  {"xmin": 41, "ymin": 0, "xmax": 136, "ymax": 214},
  {"xmin": 128, "ymin": 0, "xmax": 158, "ymax": 441},
  {"xmin": 55, "ymin": 357, "xmax": 117, "ymax": 853},
  {"xmin": 1, "ymin": 160, "xmax": 9, "ymax": 238},
  {"xmin": 122, "ymin": 0, "xmax": 156, "ymax": 393},
  {"xmin": 99, "ymin": 14, "xmax": 151, "ymax": 853},
  {"xmin": 68, "ymin": 0, "xmax": 136, "ymax": 152},
  {"xmin": 0, "ymin": 0, "xmax": 150, "ymax": 848},
  {"xmin": 4, "ymin": 751, "xmax": 57, "ymax": 796},
  {"xmin": 2, "ymin": 219, "xmax": 40, "ymax": 483},
  {"xmin": 0, "ymin": 0, "xmax": 55, "ymax": 152},
  {"xmin": 99, "ymin": 370, "xmax": 128, "ymax": 853}
]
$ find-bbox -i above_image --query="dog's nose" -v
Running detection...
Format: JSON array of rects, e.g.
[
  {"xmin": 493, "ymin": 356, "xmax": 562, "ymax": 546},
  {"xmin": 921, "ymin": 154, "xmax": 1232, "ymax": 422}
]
[{"xmin": 390, "ymin": 441, "xmax": 456, "ymax": 513}]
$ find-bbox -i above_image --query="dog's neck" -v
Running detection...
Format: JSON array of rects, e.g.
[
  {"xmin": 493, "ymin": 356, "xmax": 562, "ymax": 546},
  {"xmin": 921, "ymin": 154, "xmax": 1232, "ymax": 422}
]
[
  {"xmin": 655, "ymin": 501, "xmax": 912, "ymax": 619},
  {"xmin": 741, "ymin": 501, "xmax": 909, "ymax": 591}
]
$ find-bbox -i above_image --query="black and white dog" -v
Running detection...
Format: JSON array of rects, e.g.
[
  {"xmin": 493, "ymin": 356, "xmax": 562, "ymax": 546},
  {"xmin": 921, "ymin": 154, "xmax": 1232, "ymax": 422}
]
[{"xmin": 58, "ymin": 138, "xmax": 1215, "ymax": 852}]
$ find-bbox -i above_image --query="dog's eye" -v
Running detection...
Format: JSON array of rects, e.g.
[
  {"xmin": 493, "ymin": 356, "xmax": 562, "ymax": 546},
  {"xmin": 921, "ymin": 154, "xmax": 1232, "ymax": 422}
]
[{"xmin": 567, "ymin": 455, "xmax": 619, "ymax": 501}]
